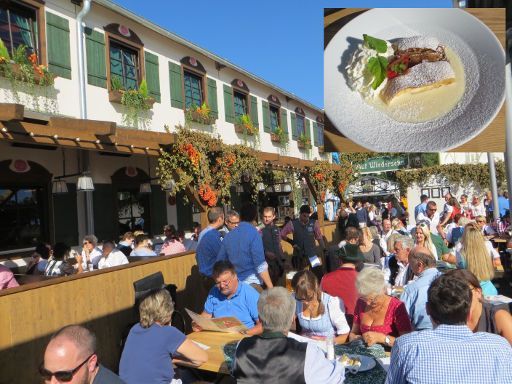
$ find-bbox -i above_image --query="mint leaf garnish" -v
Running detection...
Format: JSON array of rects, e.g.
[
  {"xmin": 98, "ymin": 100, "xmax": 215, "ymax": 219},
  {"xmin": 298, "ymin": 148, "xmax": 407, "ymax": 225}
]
[{"xmin": 363, "ymin": 34, "xmax": 388, "ymax": 53}]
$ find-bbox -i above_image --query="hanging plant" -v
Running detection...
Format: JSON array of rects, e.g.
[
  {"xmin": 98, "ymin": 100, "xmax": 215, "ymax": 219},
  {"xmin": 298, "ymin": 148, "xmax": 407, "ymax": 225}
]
[
  {"xmin": 308, "ymin": 159, "xmax": 355, "ymax": 203},
  {"xmin": 109, "ymin": 77, "xmax": 155, "ymax": 128},
  {"xmin": 0, "ymin": 41, "xmax": 57, "ymax": 112},
  {"xmin": 234, "ymin": 114, "xmax": 258, "ymax": 136},
  {"xmin": 157, "ymin": 125, "xmax": 262, "ymax": 205}
]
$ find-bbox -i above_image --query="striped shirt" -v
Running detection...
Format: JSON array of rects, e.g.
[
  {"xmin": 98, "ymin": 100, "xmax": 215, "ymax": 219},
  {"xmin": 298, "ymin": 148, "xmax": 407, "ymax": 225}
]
[{"xmin": 385, "ymin": 325, "xmax": 512, "ymax": 384}]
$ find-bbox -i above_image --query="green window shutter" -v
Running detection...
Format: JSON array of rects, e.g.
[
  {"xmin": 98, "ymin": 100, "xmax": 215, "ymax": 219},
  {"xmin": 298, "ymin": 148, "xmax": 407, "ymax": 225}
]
[
  {"xmin": 262, "ymin": 101, "xmax": 270, "ymax": 133},
  {"xmin": 207, "ymin": 77, "xmax": 218, "ymax": 118},
  {"xmin": 144, "ymin": 51, "xmax": 161, "ymax": 103},
  {"xmin": 168, "ymin": 62, "xmax": 183, "ymax": 109},
  {"xmin": 280, "ymin": 108, "xmax": 288, "ymax": 135},
  {"xmin": 291, "ymin": 112, "xmax": 298, "ymax": 140},
  {"xmin": 46, "ymin": 12, "xmax": 71, "ymax": 79},
  {"xmin": 305, "ymin": 119, "xmax": 311, "ymax": 139},
  {"xmin": 223, "ymin": 84, "xmax": 234, "ymax": 123},
  {"xmin": 313, "ymin": 121, "xmax": 319, "ymax": 146},
  {"xmin": 85, "ymin": 28, "xmax": 106, "ymax": 88},
  {"xmin": 250, "ymin": 95, "xmax": 259, "ymax": 127}
]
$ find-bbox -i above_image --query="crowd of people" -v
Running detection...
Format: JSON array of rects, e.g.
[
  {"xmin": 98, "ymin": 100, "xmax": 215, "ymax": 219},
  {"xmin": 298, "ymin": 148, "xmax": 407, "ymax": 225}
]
[{"xmin": 11, "ymin": 191, "xmax": 512, "ymax": 383}]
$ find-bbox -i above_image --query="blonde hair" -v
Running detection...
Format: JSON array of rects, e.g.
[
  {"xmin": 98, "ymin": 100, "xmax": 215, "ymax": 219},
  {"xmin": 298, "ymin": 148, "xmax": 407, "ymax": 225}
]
[
  {"xmin": 415, "ymin": 224, "xmax": 436, "ymax": 259},
  {"xmin": 356, "ymin": 267, "xmax": 386, "ymax": 297},
  {"xmin": 391, "ymin": 218, "xmax": 402, "ymax": 230},
  {"xmin": 460, "ymin": 224, "xmax": 494, "ymax": 282},
  {"xmin": 139, "ymin": 289, "xmax": 174, "ymax": 328},
  {"xmin": 361, "ymin": 227, "xmax": 374, "ymax": 246}
]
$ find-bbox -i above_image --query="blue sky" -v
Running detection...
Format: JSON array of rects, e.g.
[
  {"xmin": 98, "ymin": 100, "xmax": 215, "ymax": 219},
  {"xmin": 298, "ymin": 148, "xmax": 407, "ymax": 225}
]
[{"xmin": 114, "ymin": 0, "xmax": 453, "ymax": 109}]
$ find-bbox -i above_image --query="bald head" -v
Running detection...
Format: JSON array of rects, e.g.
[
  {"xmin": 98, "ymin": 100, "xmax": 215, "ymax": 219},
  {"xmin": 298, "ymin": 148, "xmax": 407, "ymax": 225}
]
[
  {"xmin": 43, "ymin": 325, "xmax": 97, "ymax": 383},
  {"xmin": 409, "ymin": 246, "xmax": 436, "ymax": 275}
]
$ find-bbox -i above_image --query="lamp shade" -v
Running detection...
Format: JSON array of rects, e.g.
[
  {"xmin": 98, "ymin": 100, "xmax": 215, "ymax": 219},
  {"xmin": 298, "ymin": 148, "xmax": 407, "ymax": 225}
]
[
  {"xmin": 77, "ymin": 175, "xmax": 94, "ymax": 192},
  {"xmin": 163, "ymin": 179, "xmax": 176, "ymax": 193},
  {"xmin": 139, "ymin": 182, "xmax": 152, "ymax": 194},
  {"xmin": 282, "ymin": 182, "xmax": 292, "ymax": 192},
  {"xmin": 52, "ymin": 180, "xmax": 68, "ymax": 194}
]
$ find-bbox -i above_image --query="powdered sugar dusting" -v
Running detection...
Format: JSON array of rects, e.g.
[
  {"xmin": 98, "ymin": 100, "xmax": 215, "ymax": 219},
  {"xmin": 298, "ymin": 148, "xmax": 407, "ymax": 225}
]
[
  {"xmin": 395, "ymin": 36, "xmax": 440, "ymax": 51},
  {"xmin": 324, "ymin": 9, "xmax": 505, "ymax": 151},
  {"xmin": 381, "ymin": 61, "xmax": 455, "ymax": 103}
]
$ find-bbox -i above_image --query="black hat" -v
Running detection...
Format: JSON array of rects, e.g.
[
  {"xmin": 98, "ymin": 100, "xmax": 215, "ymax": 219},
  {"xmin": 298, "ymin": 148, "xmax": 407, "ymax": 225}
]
[{"xmin": 338, "ymin": 243, "xmax": 364, "ymax": 264}]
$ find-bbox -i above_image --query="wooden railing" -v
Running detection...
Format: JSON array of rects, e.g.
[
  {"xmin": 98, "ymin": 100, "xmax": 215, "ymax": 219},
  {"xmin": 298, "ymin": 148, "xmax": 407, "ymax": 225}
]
[{"xmin": 0, "ymin": 223, "xmax": 339, "ymax": 384}]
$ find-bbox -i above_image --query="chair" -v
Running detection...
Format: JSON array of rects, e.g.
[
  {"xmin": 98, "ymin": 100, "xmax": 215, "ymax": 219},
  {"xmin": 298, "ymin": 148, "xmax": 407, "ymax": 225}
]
[{"xmin": 120, "ymin": 272, "xmax": 185, "ymax": 352}]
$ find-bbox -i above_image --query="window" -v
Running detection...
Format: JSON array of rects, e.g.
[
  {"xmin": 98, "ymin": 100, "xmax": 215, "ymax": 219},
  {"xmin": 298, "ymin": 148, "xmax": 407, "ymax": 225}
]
[
  {"xmin": 183, "ymin": 70, "xmax": 204, "ymax": 108},
  {"xmin": 233, "ymin": 90, "xmax": 248, "ymax": 119},
  {"xmin": 296, "ymin": 115, "xmax": 305, "ymax": 137},
  {"xmin": 117, "ymin": 189, "xmax": 150, "ymax": 234},
  {"xmin": 0, "ymin": 1, "xmax": 39, "ymax": 59},
  {"xmin": 0, "ymin": 187, "xmax": 45, "ymax": 250},
  {"xmin": 270, "ymin": 104, "xmax": 280, "ymax": 132},
  {"xmin": 109, "ymin": 40, "xmax": 140, "ymax": 90},
  {"xmin": 317, "ymin": 122, "xmax": 324, "ymax": 146}
]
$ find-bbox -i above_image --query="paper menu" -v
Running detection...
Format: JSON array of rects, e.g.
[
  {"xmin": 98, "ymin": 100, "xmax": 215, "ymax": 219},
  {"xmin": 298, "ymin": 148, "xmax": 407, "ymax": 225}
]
[{"xmin": 185, "ymin": 308, "xmax": 248, "ymax": 333}]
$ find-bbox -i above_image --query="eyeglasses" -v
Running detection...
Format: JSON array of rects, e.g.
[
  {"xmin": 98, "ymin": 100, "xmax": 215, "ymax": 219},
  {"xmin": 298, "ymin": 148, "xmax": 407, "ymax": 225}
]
[
  {"xmin": 227, "ymin": 220, "xmax": 240, "ymax": 225},
  {"xmin": 215, "ymin": 275, "xmax": 234, "ymax": 287},
  {"xmin": 39, "ymin": 353, "xmax": 94, "ymax": 382},
  {"xmin": 476, "ymin": 220, "xmax": 485, "ymax": 223},
  {"xmin": 82, "ymin": 241, "xmax": 90, "ymax": 245}
]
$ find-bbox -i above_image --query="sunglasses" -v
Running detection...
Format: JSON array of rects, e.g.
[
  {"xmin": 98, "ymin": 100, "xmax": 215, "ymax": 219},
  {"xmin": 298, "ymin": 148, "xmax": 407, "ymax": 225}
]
[{"xmin": 39, "ymin": 353, "xmax": 93, "ymax": 382}]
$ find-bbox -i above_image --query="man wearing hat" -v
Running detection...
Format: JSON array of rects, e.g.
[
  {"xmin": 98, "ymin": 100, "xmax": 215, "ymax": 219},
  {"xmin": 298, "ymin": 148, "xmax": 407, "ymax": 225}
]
[
  {"xmin": 321, "ymin": 243, "xmax": 364, "ymax": 328},
  {"xmin": 281, "ymin": 205, "xmax": 326, "ymax": 280}
]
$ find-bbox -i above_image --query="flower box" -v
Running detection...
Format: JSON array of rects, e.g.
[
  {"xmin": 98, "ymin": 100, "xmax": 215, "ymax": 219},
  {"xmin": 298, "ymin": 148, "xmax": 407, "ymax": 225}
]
[
  {"xmin": 318, "ymin": 146, "xmax": 325, "ymax": 153},
  {"xmin": 235, "ymin": 123, "xmax": 255, "ymax": 136},
  {"xmin": 298, "ymin": 140, "xmax": 312, "ymax": 150},
  {"xmin": 108, "ymin": 89, "xmax": 155, "ymax": 109},
  {"xmin": 185, "ymin": 108, "xmax": 216, "ymax": 125},
  {"xmin": 0, "ymin": 62, "xmax": 56, "ymax": 86},
  {"xmin": 271, "ymin": 133, "xmax": 281, "ymax": 143}
]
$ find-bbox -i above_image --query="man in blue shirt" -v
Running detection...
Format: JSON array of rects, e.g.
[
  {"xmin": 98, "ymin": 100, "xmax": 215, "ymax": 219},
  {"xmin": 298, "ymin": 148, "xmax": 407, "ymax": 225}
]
[
  {"xmin": 194, "ymin": 260, "xmax": 262, "ymax": 335},
  {"xmin": 217, "ymin": 204, "xmax": 273, "ymax": 290},
  {"xmin": 196, "ymin": 207, "xmax": 224, "ymax": 276},
  {"xmin": 497, "ymin": 191, "xmax": 509, "ymax": 218},
  {"xmin": 414, "ymin": 194, "xmax": 429, "ymax": 222},
  {"xmin": 386, "ymin": 274, "xmax": 512, "ymax": 384},
  {"xmin": 400, "ymin": 246, "xmax": 441, "ymax": 330}
]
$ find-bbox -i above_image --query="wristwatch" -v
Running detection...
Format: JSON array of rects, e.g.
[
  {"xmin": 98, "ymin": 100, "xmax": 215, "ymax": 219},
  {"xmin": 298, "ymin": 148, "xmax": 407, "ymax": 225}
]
[{"xmin": 384, "ymin": 335, "xmax": 391, "ymax": 346}]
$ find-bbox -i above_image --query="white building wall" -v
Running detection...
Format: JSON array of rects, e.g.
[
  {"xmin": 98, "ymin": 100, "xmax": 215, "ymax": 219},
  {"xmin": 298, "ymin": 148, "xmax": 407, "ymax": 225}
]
[{"xmin": 0, "ymin": 0, "xmax": 327, "ymax": 160}]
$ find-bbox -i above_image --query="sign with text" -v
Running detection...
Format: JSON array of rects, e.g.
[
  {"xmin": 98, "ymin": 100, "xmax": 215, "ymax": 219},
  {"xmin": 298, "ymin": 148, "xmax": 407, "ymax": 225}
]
[{"xmin": 354, "ymin": 156, "xmax": 407, "ymax": 173}]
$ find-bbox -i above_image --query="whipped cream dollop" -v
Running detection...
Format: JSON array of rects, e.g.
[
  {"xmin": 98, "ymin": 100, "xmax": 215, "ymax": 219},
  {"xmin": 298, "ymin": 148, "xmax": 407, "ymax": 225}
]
[{"xmin": 346, "ymin": 40, "xmax": 394, "ymax": 100}]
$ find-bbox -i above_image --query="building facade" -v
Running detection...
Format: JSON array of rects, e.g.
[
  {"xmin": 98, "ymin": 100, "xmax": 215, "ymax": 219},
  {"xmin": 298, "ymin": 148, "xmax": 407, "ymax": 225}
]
[{"xmin": 0, "ymin": 0, "xmax": 327, "ymax": 257}]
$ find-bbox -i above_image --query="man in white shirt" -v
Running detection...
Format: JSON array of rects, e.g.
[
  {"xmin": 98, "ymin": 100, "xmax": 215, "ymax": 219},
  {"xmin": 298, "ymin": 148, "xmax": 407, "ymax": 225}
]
[
  {"xmin": 383, "ymin": 236, "xmax": 414, "ymax": 287},
  {"xmin": 380, "ymin": 219, "xmax": 397, "ymax": 256},
  {"xmin": 416, "ymin": 201, "xmax": 440, "ymax": 235},
  {"xmin": 98, "ymin": 241, "xmax": 129, "ymax": 270},
  {"xmin": 470, "ymin": 195, "xmax": 486, "ymax": 219}
]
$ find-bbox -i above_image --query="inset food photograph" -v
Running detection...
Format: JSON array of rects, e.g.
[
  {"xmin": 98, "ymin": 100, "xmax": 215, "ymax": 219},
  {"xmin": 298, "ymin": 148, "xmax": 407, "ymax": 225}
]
[{"xmin": 324, "ymin": 8, "xmax": 506, "ymax": 152}]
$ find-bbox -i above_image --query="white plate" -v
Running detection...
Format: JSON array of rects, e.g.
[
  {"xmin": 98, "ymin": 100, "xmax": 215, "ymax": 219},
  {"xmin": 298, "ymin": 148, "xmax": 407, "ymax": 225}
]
[
  {"xmin": 339, "ymin": 354, "xmax": 377, "ymax": 372},
  {"xmin": 324, "ymin": 8, "xmax": 505, "ymax": 152}
]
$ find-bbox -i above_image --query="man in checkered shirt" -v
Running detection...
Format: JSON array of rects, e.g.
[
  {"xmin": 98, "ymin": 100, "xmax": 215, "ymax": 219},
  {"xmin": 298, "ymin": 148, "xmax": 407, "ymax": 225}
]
[{"xmin": 386, "ymin": 274, "xmax": 512, "ymax": 384}]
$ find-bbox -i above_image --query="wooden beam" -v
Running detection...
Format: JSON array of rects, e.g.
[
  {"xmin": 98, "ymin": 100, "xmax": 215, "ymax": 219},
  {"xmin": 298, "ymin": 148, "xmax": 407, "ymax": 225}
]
[
  {"xmin": 278, "ymin": 155, "xmax": 301, "ymax": 167},
  {"xmin": 0, "ymin": 103, "xmax": 24, "ymax": 121},
  {"xmin": 49, "ymin": 117, "xmax": 116, "ymax": 136},
  {"xmin": 116, "ymin": 128, "xmax": 175, "ymax": 145},
  {"xmin": 258, "ymin": 152, "xmax": 279, "ymax": 162}
]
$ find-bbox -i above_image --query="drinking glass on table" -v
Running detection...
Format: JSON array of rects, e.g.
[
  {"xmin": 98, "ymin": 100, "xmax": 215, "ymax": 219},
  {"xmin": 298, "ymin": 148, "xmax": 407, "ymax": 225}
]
[{"xmin": 286, "ymin": 271, "xmax": 297, "ymax": 292}]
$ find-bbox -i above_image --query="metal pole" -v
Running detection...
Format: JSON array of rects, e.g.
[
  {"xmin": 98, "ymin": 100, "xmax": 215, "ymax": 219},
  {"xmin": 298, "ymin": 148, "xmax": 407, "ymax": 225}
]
[
  {"xmin": 505, "ymin": 63, "xmax": 512, "ymax": 223},
  {"xmin": 488, "ymin": 153, "xmax": 500, "ymax": 222}
]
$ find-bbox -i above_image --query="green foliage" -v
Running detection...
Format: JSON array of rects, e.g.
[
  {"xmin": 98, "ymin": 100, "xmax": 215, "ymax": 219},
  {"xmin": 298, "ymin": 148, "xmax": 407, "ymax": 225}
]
[
  {"xmin": 0, "ymin": 39, "xmax": 10, "ymax": 61},
  {"xmin": 139, "ymin": 78, "xmax": 148, "ymax": 98},
  {"xmin": 395, "ymin": 161, "xmax": 507, "ymax": 191},
  {"xmin": 12, "ymin": 45, "xmax": 29, "ymax": 65},
  {"xmin": 110, "ymin": 75, "xmax": 123, "ymax": 91},
  {"xmin": 298, "ymin": 133, "xmax": 312, "ymax": 149}
]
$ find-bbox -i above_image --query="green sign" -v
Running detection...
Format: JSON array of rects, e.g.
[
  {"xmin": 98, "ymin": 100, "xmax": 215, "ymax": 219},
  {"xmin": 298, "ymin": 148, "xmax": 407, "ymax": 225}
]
[{"xmin": 354, "ymin": 156, "xmax": 407, "ymax": 173}]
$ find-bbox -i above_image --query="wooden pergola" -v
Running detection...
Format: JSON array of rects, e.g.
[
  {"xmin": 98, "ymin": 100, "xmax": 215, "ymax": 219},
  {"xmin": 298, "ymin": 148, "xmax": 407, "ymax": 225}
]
[{"xmin": 0, "ymin": 103, "xmax": 342, "ymax": 227}]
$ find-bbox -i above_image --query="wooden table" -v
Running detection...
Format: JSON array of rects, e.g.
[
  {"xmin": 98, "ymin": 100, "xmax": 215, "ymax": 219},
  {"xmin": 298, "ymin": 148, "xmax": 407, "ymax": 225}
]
[
  {"xmin": 184, "ymin": 331, "xmax": 244, "ymax": 374},
  {"xmin": 323, "ymin": 8, "xmax": 506, "ymax": 153}
]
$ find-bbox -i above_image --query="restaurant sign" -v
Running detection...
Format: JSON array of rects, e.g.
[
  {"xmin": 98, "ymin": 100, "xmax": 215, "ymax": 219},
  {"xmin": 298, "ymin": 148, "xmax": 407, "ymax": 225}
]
[{"xmin": 354, "ymin": 156, "xmax": 407, "ymax": 173}]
